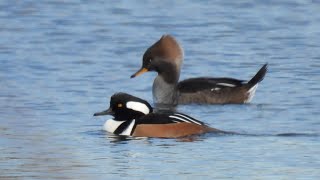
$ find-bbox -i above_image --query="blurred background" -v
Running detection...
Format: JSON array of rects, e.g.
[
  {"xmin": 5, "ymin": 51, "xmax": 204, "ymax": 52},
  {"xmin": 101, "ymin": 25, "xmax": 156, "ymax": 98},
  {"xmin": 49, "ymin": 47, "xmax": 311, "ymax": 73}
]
[{"xmin": 0, "ymin": 1, "xmax": 319, "ymax": 179}]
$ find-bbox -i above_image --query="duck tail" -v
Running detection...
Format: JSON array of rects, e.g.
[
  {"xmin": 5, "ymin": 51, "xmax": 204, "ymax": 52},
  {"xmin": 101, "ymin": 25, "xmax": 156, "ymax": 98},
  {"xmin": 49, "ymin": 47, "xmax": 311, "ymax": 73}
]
[{"xmin": 247, "ymin": 63, "xmax": 268, "ymax": 88}]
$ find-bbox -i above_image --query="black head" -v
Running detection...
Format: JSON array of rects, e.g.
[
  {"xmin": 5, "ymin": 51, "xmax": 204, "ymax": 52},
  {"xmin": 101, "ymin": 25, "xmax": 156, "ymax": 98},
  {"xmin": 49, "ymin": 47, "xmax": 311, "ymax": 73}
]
[{"xmin": 93, "ymin": 93, "xmax": 153, "ymax": 121}]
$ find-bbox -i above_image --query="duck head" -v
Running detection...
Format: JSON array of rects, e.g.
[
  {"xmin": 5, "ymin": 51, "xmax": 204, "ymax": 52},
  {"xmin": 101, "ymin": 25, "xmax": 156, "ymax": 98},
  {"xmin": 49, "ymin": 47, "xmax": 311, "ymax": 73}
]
[{"xmin": 94, "ymin": 92, "xmax": 153, "ymax": 121}]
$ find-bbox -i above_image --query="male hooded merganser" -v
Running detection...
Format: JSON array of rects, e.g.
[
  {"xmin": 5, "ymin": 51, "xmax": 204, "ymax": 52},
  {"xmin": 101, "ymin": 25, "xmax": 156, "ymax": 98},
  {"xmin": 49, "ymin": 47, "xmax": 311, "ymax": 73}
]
[
  {"xmin": 131, "ymin": 35, "xmax": 268, "ymax": 105},
  {"xmin": 93, "ymin": 92, "xmax": 224, "ymax": 138}
]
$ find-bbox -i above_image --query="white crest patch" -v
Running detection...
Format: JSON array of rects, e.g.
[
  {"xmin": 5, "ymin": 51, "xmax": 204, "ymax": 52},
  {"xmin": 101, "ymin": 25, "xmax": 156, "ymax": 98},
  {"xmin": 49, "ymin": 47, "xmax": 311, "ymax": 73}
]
[
  {"xmin": 126, "ymin": 101, "xmax": 150, "ymax": 114},
  {"xmin": 216, "ymin": 83, "xmax": 236, "ymax": 87}
]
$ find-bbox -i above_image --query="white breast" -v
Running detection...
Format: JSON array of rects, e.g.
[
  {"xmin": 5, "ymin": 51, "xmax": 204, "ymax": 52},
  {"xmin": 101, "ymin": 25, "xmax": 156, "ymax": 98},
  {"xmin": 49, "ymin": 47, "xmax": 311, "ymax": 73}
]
[
  {"xmin": 103, "ymin": 119, "xmax": 136, "ymax": 136},
  {"xmin": 103, "ymin": 119, "xmax": 124, "ymax": 133},
  {"xmin": 120, "ymin": 120, "xmax": 136, "ymax": 136}
]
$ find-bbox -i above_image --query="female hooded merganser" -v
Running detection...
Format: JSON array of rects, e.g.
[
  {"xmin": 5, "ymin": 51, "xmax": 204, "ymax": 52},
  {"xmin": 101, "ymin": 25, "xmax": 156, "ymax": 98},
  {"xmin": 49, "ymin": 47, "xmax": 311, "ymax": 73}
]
[
  {"xmin": 93, "ymin": 92, "xmax": 224, "ymax": 138},
  {"xmin": 131, "ymin": 35, "xmax": 268, "ymax": 105}
]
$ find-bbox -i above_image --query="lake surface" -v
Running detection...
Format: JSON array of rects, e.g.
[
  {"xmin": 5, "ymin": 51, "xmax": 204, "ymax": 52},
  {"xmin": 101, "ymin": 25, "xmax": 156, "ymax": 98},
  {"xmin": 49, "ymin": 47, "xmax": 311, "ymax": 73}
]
[{"xmin": 1, "ymin": 0, "xmax": 320, "ymax": 179}]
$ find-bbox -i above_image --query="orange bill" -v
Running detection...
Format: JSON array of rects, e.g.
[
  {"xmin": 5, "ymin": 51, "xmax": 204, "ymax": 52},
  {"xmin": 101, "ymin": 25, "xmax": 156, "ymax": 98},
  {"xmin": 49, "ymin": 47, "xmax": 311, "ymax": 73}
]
[{"xmin": 130, "ymin": 68, "xmax": 148, "ymax": 78}]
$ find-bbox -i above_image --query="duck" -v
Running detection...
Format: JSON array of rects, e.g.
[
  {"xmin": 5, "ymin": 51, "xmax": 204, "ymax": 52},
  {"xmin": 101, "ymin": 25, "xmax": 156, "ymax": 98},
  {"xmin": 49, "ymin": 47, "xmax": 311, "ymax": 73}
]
[
  {"xmin": 93, "ymin": 92, "xmax": 225, "ymax": 138},
  {"xmin": 131, "ymin": 34, "xmax": 268, "ymax": 105}
]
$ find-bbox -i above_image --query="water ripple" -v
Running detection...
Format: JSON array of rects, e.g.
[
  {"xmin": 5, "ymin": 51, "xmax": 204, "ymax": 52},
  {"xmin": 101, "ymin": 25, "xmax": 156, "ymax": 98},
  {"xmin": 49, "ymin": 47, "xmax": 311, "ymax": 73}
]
[{"xmin": 1, "ymin": 0, "xmax": 320, "ymax": 179}]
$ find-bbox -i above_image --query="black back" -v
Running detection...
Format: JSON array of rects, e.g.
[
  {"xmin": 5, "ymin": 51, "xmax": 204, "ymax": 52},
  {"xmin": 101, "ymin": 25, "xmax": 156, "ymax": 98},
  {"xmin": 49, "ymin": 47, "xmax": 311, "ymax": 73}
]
[
  {"xmin": 135, "ymin": 112, "xmax": 205, "ymax": 126},
  {"xmin": 177, "ymin": 77, "xmax": 245, "ymax": 93}
]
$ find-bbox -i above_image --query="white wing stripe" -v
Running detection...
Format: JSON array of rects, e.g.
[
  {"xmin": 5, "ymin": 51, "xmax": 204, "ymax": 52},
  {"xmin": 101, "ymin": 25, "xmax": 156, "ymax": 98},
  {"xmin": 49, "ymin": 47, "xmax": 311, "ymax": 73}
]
[
  {"xmin": 169, "ymin": 114, "xmax": 202, "ymax": 125},
  {"xmin": 169, "ymin": 115, "xmax": 191, "ymax": 123},
  {"xmin": 174, "ymin": 113, "xmax": 202, "ymax": 125},
  {"xmin": 216, "ymin": 83, "xmax": 236, "ymax": 87},
  {"xmin": 174, "ymin": 113, "xmax": 195, "ymax": 121}
]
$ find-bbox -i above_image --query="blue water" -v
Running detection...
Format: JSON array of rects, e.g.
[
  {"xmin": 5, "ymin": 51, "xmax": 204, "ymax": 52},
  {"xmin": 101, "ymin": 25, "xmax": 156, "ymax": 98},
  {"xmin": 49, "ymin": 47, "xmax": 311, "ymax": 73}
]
[{"xmin": 1, "ymin": 0, "xmax": 320, "ymax": 179}]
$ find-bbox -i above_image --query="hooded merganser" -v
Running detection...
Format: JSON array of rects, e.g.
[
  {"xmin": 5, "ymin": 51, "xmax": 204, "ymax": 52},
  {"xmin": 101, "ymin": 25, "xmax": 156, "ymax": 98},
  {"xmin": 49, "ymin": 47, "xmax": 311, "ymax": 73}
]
[
  {"xmin": 131, "ymin": 35, "xmax": 268, "ymax": 105},
  {"xmin": 93, "ymin": 92, "xmax": 224, "ymax": 138}
]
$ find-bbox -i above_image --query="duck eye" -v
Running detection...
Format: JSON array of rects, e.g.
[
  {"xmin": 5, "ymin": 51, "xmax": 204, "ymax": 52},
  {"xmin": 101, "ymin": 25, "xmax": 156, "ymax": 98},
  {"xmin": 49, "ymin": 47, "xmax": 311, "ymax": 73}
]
[
  {"xmin": 148, "ymin": 58, "xmax": 152, "ymax": 63},
  {"xmin": 117, "ymin": 103, "xmax": 123, "ymax": 108}
]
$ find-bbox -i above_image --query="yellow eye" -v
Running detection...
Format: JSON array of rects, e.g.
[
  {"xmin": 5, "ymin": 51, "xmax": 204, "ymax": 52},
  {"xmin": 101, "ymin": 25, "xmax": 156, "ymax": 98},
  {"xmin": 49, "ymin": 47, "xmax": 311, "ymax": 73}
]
[{"xmin": 117, "ymin": 103, "xmax": 123, "ymax": 108}]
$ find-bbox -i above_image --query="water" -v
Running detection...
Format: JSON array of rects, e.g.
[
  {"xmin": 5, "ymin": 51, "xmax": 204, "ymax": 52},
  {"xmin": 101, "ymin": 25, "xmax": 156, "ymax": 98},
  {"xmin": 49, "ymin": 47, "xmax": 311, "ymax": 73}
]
[{"xmin": 1, "ymin": 0, "xmax": 320, "ymax": 179}]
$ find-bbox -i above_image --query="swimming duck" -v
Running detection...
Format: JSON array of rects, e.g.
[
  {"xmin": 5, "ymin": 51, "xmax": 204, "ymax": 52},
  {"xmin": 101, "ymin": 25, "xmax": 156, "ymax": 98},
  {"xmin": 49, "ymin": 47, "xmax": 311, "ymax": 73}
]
[
  {"xmin": 93, "ymin": 92, "xmax": 225, "ymax": 138},
  {"xmin": 131, "ymin": 35, "xmax": 268, "ymax": 105}
]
